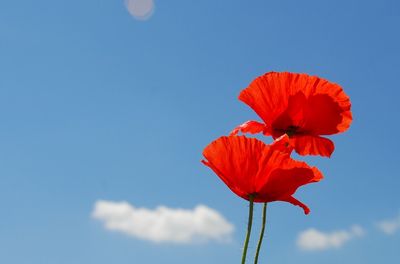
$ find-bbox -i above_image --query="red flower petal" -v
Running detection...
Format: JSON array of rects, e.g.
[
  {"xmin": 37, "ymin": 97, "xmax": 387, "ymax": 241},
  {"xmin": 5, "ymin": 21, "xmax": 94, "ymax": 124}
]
[
  {"xmin": 270, "ymin": 91, "xmax": 350, "ymax": 136},
  {"xmin": 291, "ymin": 135, "xmax": 335, "ymax": 157},
  {"xmin": 202, "ymin": 136, "xmax": 266, "ymax": 200},
  {"xmin": 230, "ymin": 120, "xmax": 268, "ymax": 136},
  {"xmin": 256, "ymin": 160, "xmax": 323, "ymax": 202},
  {"xmin": 281, "ymin": 196, "xmax": 311, "ymax": 215}
]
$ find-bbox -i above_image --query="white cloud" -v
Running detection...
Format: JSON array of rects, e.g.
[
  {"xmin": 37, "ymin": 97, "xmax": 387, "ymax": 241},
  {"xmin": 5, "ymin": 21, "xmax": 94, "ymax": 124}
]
[
  {"xmin": 124, "ymin": 0, "xmax": 154, "ymax": 20},
  {"xmin": 92, "ymin": 200, "xmax": 234, "ymax": 244},
  {"xmin": 377, "ymin": 213, "xmax": 400, "ymax": 235},
  {"xmin": 297, "ymin": 225, "xmax": 365, "ymax": 251}
]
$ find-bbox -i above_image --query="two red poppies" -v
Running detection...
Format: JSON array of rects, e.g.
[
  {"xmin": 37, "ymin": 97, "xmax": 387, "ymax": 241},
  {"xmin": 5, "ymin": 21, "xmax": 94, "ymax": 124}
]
[{"xmin": 202, "ymin": 71, "xmax": 352, "ymax": 213}]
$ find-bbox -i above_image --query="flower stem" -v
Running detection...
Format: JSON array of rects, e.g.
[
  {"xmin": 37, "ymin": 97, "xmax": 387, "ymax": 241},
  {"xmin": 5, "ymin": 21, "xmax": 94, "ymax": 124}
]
[
  {"xmin": 254, "ymin": 202, "xmax": 267, "ymax": 264},
  {"xmin": 241, "ymin": 195, "xmax": 254, "ymax": 264}
]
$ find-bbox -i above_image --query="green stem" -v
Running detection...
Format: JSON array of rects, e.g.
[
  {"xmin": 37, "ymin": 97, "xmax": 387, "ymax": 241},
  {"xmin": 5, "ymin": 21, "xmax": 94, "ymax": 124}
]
[
  {"xmin": 254, "ymin": 203, "xmax": 267, "ymax": 264},
  {"xmin": 241, "ymin": 195, "xmax": 254, "ymax": 264}
]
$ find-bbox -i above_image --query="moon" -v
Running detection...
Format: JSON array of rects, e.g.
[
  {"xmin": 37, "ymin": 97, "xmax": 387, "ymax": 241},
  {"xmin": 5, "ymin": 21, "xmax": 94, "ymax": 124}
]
[{"xmin": 124, "ymin": 0, "xmax": 155, "ymax": 20}]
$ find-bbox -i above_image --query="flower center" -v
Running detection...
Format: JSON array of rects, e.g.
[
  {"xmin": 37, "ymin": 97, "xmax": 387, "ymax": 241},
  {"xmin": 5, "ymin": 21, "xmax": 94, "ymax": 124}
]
[{"xmin": 286, "ymin": 125, "xmax": 299, "ymax": 137}]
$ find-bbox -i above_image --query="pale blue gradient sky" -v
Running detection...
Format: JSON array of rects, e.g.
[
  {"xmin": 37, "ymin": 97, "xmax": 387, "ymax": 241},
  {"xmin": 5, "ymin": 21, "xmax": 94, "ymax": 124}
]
[{"xmin": 0, "ymin": 0, "xmax": 399, "ymax": 263}]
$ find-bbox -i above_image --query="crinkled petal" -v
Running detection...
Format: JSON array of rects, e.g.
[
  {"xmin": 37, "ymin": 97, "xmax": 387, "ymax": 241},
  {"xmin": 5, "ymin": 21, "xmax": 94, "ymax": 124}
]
[
  {"xmin": 239, "ymin": 73, "xmax": 290, "ymax": 126},
  {"xmin": 291, "ymin": 135, "xmax": 335, "ymax": 157},
  {"xmin": 298, "ymin": 74, "xmax": 352, "ymax": 134},
  {"xmin": 230, "ymin": 120, "xmax": 268, "ymax": 136},
  {"xmin": 202, "ymin": 136, "xmax": 266, "ymax": 200},
  {"xmin": 255, "ymin": 158, "xmax": 323, "ymax": 210},
  {"xmin": 302, "ymin": 93, "xmax": 348, "ymax": 135},
  {"xmin": 257, "ymin": 162, "xmax": 322, "ymax": 200}
]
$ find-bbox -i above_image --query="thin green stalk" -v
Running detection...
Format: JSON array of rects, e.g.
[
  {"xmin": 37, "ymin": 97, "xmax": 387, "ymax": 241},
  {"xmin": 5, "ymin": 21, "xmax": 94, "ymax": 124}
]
[
  {"xmin": 254, "ymin": 203, "xmax": 267, "ymax": 264},
  {"xmin": 241, "ymin": 195, "xmax": 254, "ymax": 264}
]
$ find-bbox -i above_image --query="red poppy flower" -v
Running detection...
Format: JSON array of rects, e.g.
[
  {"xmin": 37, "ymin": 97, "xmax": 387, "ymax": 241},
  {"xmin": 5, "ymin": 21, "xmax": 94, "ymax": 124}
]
[
  {"xmin": 202, "ymin": 135, "xmax": 323, "ymax": 214},
  {"xmin": 230, "ymin": 72, "xmax": 352, "ymax": 157}
]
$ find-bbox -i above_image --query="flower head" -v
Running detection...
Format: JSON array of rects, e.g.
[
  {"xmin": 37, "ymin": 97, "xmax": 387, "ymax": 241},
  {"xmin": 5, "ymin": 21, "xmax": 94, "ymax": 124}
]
[
  {"xmin": 231, "ymin": 72, "xmax": 352, "ymax": 157},
  {"xmin": 202, "ymin": 135, "xmax": 323, "ymax": 214}
]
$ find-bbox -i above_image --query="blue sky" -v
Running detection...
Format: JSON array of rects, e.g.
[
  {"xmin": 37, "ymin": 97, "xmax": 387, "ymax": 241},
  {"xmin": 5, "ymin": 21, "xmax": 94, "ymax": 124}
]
[{"xmin": 0, "ymin": 0, "xmax": 399, "ymax": 263}]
